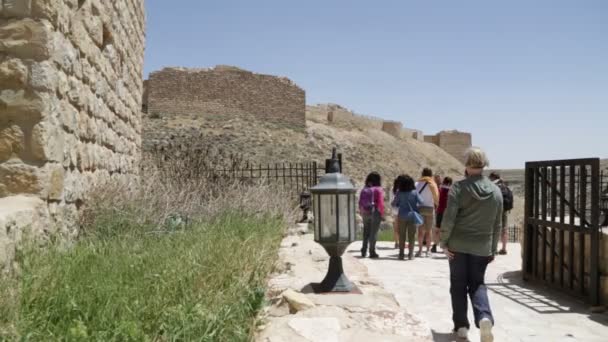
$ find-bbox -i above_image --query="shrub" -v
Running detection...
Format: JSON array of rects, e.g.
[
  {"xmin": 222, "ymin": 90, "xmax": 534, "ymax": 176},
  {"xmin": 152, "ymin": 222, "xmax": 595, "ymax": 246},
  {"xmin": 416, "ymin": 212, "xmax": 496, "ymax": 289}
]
[{"xmin": 1, "ymin": 148, "xmax": 297, "ymax": 341}]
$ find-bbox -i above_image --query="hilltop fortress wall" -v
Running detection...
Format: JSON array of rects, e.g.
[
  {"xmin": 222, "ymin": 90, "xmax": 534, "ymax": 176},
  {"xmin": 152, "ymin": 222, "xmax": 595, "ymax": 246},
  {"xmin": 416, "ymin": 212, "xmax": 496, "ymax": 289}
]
[
  {"xmin": 0, "ymin": 0, "xmax": 146, "ymax": 268},
  {"xmin": 424, "ymin": 131, "xmax": 472, "ymax": 164},
  {"xmin": 306, "ymin": 105, "xmax": 426, "ymax": 142},
  {"xmin": 145, "ymin": 66, "xmax": 306, "ymax": 129}
]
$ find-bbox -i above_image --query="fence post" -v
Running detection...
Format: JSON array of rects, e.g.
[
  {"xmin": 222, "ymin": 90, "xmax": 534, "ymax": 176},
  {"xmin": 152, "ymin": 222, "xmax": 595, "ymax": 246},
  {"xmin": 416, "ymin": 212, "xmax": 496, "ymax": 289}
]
[{"xmin": 590, "ymin": 160, "xmax": 600, "ymax": 306}]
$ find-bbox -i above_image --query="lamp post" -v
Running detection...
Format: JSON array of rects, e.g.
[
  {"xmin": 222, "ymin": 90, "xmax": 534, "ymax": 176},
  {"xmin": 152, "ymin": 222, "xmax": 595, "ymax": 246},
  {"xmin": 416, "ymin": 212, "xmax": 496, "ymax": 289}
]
[{"xmin": 310, "ymin": 148, "xmax": 357, "ymax": 293}]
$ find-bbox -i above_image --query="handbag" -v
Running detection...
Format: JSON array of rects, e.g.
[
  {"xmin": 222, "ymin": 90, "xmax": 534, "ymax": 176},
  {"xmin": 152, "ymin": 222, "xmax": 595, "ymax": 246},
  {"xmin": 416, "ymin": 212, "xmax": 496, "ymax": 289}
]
[{"xmin": 406, "ymin": 198, "xmax": 424, "ymax": 225}]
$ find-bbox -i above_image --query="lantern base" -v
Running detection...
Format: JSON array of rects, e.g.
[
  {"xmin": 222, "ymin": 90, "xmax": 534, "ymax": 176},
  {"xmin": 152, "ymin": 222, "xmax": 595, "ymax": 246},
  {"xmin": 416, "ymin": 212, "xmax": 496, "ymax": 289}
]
[{"xmin": 312, "ymin": 256, "xmax": 354, "ymax": 293}]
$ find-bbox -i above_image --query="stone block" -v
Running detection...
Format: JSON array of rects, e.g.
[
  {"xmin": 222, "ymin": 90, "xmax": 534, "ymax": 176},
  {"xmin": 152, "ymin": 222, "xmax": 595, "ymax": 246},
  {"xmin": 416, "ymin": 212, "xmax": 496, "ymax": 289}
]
[
  {"xmin": 63, "ymin": 170, "xmax": 84, "ymax": 202},
  {"xmin": 62, "ymin": 133, "xmax": 78, "ymax": 169},
  {"xmin": 0, "ymin": 163, "xmax": 43, "ymax": 195},
  {"xmin": 0, "ymin": 195, "xmax": 48, "ymax": 270},
  {"xmin": 0, "ymin": 89, "xmax": 46, "ymax": 121},
  {"xmin": 31, "ymin": 0, "xmax": 59, "ymax": 21},
  {"xmin": 282, "ymin": 289, "xmax": 315, "ymax": 313},
  {"xmin": 0, "ymin": 19, "xmax": 53, "ymax": 61},
  {"xmin": 59, "ymin": 100, "xmax": 78, "ymax": 134},
  {"xmin": 0, "ymin": 57, "xmax": 29, "ymax": 89},
  {"xmin": 52, "ymin": 34, "xmax": 79, "ymax": 73},
  {"xmin": 80, "ymin": 10, "xmax": 103, "ymax": 47},
  {"xmin": 30, "ymin": 121, "xmax": 65, "ymax": 162},
  {"xmin": 41, "ymin": 162, "xmax": 65, "ymax": 200},
  {"xmin": 0, "ymin": 125, "xmax": 25, "ymax": 162},
  {"xmin": 29, "ymin": 61, "xmax": 57, "ymax": 92},
  {"xmin": 2, "ymin": 0, "xmax": 32, "ymax": 18}
]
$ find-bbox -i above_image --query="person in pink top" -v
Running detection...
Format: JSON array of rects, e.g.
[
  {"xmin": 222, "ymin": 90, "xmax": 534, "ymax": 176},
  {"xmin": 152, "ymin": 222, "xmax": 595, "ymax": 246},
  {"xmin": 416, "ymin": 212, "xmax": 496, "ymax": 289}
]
[{"xmin": 358, "ymin": 172, "xmax": 385, "ymax": 258}]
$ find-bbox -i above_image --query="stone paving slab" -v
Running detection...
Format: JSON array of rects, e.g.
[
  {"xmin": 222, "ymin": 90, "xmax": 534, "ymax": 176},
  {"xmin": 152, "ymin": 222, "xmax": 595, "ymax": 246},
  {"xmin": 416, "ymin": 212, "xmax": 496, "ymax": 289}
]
[
  {"xmin": 350, "ymin": 241, "xmax": 608, "ymax": 342},
  {"xmin": 256, "ymin": 227, "xmax": 432, "ymax": 342}
]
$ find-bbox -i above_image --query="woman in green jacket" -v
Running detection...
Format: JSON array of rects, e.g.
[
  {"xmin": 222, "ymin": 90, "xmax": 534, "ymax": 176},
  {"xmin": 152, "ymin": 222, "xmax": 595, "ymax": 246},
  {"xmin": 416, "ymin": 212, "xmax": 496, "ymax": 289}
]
[{"xmin": 440, "ymin": 147, "xmax": 503, "ymax": 342}]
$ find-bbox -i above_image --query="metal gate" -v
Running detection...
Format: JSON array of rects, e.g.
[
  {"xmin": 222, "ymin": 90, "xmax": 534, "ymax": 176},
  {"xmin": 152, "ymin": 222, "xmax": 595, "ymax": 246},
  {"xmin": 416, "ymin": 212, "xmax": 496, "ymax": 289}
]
[{"xmin": 523, "ymin": 158, "xmax": 601, "ymax": 305}]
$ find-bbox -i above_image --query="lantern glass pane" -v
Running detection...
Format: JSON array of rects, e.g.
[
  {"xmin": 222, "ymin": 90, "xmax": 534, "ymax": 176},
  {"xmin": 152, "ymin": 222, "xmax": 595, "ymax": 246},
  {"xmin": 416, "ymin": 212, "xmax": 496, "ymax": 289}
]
[
  {"xmin": 338, "ymin": 194, "xmax": 349, "ymax": 241},
  {"xmin": 349, "ymin": 193, "xmax": 356, "ymax": 239},
  {"xmin": 314, "ymin": 194, "xmax": 321, "ymax": 240},
  {"xmin": 320, "ymin": 194, "xmax": 337, "ymax": 240}
]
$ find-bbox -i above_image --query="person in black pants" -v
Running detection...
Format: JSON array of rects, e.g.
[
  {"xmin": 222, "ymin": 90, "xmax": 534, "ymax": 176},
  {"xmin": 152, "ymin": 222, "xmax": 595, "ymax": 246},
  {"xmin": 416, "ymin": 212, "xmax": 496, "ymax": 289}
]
[{"xmin": 440, "ymin": 147, "xmax": 503, "ymax": 342}]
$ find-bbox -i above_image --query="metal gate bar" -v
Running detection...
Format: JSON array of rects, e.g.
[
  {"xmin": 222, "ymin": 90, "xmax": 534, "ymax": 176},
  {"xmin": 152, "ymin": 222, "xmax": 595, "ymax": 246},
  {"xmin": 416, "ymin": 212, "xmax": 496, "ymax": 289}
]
[{"xmin": 524, "ymin": 158, "xmax": 601, "ymax": 305}]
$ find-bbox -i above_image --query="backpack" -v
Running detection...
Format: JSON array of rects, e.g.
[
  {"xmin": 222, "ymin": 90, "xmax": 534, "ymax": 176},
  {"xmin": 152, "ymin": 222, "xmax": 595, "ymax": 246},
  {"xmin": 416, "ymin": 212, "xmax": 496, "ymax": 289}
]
[
  {"xmin": 498, "ymin": 182, "xmax": 514, "ymax": 211},
  {"xmin": 360, "ymin": 187, "xmax": 377, "ymax": 213}
]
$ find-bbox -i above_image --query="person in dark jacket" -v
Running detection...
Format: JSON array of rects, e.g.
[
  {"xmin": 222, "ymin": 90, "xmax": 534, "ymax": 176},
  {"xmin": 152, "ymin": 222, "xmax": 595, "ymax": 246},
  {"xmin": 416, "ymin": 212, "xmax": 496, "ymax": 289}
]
[{"xmin": 440, "ymin": 147, "xmax": 502, "ymax": 342}]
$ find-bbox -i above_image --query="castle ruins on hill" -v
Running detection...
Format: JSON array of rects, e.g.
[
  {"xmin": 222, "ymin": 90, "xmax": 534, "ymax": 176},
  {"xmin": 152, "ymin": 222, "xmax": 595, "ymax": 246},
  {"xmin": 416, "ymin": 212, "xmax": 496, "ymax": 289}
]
[
  {"xmin": 0, "ymin": 0, "xmax": 468, "ymax": 269},
  {"xmin": 144, "ymin": 66, "xmax": 306, "ymax": 129},
  {"xmin": 142, "ymin": 68, "xmax": 473, "ymax": 163},
  {"xmin": 305, "ymin": 103, "xmax": 472, "ymax": 164}
]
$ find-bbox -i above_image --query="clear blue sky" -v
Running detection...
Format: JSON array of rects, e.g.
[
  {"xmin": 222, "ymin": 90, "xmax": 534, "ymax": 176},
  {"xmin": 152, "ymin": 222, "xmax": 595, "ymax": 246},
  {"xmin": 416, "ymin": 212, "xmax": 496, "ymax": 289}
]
[{"xmin": 144, "ymin": 0, "xmax": 607, "ymax": 169}]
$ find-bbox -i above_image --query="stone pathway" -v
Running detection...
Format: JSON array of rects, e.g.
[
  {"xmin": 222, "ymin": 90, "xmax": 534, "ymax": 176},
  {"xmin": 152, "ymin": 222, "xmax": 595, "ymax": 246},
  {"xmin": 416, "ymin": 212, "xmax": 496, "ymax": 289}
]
[
  {"xmin": 257, "ymin": 227, "xmax": 433, "ymax": 342},
  {"xmin": 350, "ymin": 241, "xmax": 608, "ymax": 342}
]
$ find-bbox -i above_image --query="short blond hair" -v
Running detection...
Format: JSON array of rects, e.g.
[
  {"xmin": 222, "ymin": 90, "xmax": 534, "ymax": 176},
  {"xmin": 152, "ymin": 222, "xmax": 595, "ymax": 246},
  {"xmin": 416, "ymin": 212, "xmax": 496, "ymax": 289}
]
[{"xmin": 464, "ymin": 147, "xmax": 489, "ymax": 169}]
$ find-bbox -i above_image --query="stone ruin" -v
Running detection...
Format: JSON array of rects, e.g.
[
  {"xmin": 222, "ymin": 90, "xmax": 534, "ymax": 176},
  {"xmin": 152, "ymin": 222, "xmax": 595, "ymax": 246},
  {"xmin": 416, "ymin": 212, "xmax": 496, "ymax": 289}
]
[
  {"xmin": 0, "ymin": 0, "xmax": 146, "ymax": 268},
  {"xmin": 424, "ymin": 130, "xmax": 473, "ymax": 164},
  {"xmin": 144, "ymin": 66, "xmax": 306, "ymax": 129},
  {"xmin": 307, "ymin": 104, "xmax": 429, "ymax": 143}
]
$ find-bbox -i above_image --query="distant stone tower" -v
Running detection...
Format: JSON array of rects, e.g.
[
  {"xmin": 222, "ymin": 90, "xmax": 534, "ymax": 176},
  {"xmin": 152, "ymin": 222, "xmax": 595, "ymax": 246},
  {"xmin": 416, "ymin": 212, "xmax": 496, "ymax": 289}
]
[
  {"xmin": 382, "ymin": 121, "xmax": 403, "ymax": 139},
  {"xmin": 424, "ymin": 131, "xmax": 472, "ymax": 165}
]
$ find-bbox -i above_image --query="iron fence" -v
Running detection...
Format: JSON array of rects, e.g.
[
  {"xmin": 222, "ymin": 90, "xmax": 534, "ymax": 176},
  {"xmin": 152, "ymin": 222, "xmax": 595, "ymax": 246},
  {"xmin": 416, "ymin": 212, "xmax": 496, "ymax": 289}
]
[
  {"xmin": 507, "ymin": 224, "xmax": 521, "ymax": 243},
  {"xmin": 202, "ymin": 162, "xmax": 320, "ymax": 194}
]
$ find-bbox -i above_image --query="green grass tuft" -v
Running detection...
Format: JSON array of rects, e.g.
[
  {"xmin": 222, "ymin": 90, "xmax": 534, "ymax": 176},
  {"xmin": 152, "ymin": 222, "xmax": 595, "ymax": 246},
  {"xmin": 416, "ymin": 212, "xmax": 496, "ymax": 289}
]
[{"xmin": 1, "ymin": 212, "xmax": 284, "ymax": 341}]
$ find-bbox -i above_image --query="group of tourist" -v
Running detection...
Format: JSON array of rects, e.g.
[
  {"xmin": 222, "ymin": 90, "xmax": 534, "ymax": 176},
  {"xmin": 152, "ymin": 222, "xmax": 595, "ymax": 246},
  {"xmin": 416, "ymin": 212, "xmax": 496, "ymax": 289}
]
[{"xmin": 358, "ymin": 147, "xmax": 513, "ymax": 342}]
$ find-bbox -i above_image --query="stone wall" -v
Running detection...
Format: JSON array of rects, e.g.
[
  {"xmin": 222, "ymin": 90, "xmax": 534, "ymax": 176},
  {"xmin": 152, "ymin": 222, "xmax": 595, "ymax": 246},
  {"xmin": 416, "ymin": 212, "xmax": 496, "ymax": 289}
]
[
  {"xmin": 0, "ymin": 0, "xmax": 146, "ymax": 268},
  {"xmin": 403, "ymin": 128, "xmax": 424, "ymax": 141},
  {"xmin": 146, "ymin": 66, "xmax": 306, "ymax": 129},
  {"xmin": 425, "ymin": 130, "xmax": 472, "ymax": 164},
  {"xmin": 381, "ymin": 121, "xmax": 402, "ymax": 139}
]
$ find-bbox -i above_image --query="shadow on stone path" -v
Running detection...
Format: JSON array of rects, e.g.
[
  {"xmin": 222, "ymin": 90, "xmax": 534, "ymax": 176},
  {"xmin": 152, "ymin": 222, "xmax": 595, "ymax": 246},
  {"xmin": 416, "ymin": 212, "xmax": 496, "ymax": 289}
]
[{"xmin": 350, "ymin": 241, "xmax": 608, "ymax": 342}]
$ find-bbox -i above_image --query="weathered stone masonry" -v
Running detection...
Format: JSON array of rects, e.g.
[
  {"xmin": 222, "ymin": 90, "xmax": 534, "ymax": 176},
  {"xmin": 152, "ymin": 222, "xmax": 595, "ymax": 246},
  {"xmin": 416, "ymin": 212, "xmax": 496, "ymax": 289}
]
[
  {"xmin": 146, "ymin": 66, "xmax": 306, "ymax": 129},
  {"xmin": 0, "ymin": 0, "xmax": 146, "ymax": 267},
  {"xmin": 424, "ymin": 131, "xmax": 472, "ymax": 164}
]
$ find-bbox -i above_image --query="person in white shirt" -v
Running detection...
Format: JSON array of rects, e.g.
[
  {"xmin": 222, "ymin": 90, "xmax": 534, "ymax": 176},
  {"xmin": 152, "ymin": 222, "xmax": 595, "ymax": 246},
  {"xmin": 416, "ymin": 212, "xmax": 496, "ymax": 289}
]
[{"xmin": 415, "ymin": 168, "xmax": 439, "ymax": 257}]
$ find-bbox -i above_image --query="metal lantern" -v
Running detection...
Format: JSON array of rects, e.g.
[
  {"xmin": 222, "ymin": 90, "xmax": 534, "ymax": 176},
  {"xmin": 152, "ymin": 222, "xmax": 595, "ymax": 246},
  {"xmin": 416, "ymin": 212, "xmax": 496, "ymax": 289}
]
[{"xmin": 310, "ymin": 148, "xmax": 357, "ymax": 292}]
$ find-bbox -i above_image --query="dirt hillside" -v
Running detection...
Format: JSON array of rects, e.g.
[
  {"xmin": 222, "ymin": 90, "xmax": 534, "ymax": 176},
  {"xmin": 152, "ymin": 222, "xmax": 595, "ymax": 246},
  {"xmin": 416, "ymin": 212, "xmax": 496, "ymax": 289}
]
[{"xmin": 143, "ymin": 107, "xmax": 465, "ymax": 186}]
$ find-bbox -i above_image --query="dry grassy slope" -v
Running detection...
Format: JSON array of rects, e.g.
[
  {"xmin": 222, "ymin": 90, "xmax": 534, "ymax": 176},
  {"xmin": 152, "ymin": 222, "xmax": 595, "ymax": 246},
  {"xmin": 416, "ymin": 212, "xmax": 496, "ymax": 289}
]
[{"xmin": 143, "ymin": 113, "xmax": 465, "ymax": 185}]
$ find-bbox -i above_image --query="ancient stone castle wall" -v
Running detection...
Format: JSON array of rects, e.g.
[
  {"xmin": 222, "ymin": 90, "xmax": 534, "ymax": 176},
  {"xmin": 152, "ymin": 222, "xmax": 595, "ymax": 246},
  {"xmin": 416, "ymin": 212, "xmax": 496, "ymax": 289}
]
[
  {"xmin": 425, "ymin": 131, "xmax": 472, "ymax": 164},
  {"xmin": 0, "ymin": 0, "xmax": 146, "ymax": 267},
  {"xmin": 402, "ymin": 128, "xmax": 424, "ymax": 141},
  {"xmin": 146, "ymin": 66, "xmax": 306, "ymax": 129},
  {"xmin": 381, "ymin": 121, "xmax": 402, "ymax": 138}
]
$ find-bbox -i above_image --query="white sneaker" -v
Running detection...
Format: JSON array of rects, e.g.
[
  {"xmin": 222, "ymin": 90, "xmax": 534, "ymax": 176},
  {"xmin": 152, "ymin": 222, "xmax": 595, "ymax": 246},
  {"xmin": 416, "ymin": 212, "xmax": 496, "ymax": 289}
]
[
  {"xmin": 479, "ymin": 318, "xmax": 494, "ymax": 342},
  {"xmin": 456, "ymin": 327, "xmax": 468, "ymax": 339}
]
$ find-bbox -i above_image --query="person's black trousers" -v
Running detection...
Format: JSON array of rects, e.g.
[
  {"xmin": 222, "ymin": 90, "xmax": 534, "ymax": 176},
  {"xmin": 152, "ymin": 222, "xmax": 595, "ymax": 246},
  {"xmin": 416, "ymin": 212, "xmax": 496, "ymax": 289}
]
[{"xmin": 449, "ymin": 252, "xmax": 494, "ymax": 331}]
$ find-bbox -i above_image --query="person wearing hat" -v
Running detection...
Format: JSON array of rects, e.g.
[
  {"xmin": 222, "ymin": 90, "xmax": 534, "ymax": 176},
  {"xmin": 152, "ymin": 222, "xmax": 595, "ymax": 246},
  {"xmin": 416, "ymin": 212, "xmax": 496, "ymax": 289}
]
[{"xmin": 440, "ymin": 147, "xmax": 503, "ymax": 342}]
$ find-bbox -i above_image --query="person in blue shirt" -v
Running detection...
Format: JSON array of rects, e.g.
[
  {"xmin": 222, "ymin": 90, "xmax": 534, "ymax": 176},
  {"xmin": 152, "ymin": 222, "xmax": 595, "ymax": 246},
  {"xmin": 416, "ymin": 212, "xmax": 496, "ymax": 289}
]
[{"xmin": 394, "ymin": 175, "xmax": 424, "ymax": 260}]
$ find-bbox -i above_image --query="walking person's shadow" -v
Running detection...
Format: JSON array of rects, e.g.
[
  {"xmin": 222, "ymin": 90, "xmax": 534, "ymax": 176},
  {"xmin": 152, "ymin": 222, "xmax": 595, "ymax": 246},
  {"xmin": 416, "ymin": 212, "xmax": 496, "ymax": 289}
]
[{"xmin": 431, "ymin": 330, "xmax": 461, "ymax": 342}]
